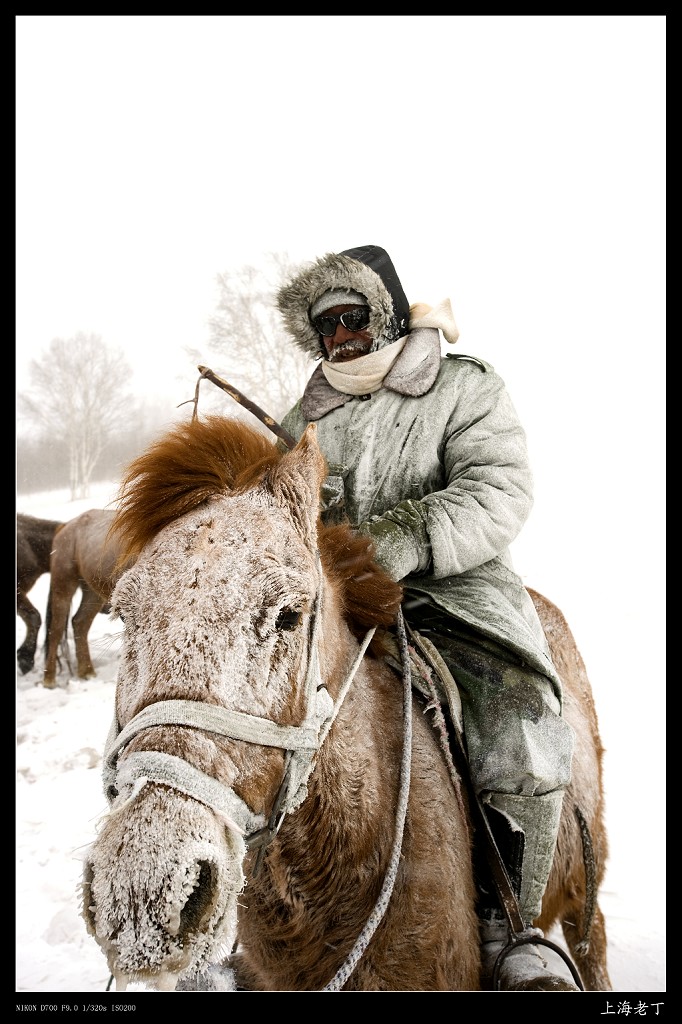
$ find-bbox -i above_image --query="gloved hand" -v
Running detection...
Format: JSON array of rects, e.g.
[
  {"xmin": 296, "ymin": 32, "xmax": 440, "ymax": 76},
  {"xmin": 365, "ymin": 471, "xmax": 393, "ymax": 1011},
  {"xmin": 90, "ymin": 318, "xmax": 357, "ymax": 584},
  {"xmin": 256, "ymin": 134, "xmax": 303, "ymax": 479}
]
[
  {"xmin": 320, "ymin": 468, "xmax": 345, "ymax": 514},
  {"xmin": 357, "ymin": 516, "xmax": 421, "ymax": 582}
]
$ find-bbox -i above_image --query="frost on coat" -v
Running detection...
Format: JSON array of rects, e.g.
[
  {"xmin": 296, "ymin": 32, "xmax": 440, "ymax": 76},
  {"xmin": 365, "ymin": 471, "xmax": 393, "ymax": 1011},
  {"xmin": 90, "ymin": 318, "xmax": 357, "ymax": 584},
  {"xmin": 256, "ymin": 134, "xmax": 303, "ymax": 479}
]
[{"xmin": 281, "ymin": 328, "xmax": 561, "ymax": 694}]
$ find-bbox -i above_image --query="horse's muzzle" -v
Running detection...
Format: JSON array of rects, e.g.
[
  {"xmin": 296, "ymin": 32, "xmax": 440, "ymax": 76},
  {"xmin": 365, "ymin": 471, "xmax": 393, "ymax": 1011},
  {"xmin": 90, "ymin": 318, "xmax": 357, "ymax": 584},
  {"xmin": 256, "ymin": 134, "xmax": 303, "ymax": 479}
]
[{"xmin": 81, "ymin": 785, "xmax": 247, "ymax": 989}]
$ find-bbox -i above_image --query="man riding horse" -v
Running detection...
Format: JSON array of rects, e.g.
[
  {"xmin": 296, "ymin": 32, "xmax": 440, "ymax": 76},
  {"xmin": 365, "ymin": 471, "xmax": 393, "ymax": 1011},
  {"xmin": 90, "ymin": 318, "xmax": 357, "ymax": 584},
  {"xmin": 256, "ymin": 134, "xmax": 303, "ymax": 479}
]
[{"xmin": 275, "ymin": 244, "xmax": 578, "ymax": 991}]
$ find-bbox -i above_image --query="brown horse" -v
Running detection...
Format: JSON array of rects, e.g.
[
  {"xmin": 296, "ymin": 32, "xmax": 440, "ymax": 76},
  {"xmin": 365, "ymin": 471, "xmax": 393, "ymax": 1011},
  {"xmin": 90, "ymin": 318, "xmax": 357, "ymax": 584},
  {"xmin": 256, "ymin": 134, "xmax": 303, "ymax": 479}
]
[
  {"xmin": 42, "ymin": 508, "xmax": 132, "ymax": 689},
  {"xmin": 16, "ymin": 513, "xmax": 63, "ymax": 674},
  {"xmin": 81, "ymin": 415, "xmax": 611, "ymax": 992}
]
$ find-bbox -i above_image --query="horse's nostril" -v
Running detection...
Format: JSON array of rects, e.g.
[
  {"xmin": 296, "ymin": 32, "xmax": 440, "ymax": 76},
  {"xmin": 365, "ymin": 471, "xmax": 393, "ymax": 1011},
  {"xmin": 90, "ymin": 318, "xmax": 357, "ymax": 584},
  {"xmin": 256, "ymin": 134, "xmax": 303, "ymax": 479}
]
[{"xmin": 178, "ymin": 860, "xmax": 215, "ymax": 937}]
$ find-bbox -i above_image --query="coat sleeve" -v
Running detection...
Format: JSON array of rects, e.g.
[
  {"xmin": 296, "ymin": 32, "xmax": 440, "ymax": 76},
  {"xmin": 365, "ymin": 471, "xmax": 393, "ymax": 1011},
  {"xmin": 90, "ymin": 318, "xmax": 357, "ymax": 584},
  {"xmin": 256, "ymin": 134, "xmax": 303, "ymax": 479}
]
[{"xmin": 360, "ymin": 365, "xmax": 534, "ymax": 580}]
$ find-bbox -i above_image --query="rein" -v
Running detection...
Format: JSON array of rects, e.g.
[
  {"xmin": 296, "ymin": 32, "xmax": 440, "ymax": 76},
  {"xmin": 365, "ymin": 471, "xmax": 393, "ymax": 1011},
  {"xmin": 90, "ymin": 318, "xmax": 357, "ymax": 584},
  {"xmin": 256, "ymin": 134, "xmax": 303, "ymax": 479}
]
[{"xmin": 321, "ymin": 607, "xmax": 412, "ymax": 991}]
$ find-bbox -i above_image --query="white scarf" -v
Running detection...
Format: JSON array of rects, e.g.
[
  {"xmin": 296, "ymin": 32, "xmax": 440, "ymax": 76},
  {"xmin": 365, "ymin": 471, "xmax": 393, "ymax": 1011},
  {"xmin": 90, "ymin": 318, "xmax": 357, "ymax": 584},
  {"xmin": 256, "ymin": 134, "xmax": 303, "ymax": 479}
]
[
  {"xmin": 319, "ymin": 298, "xmax": 459, "ymax": 396},
  {"xmin": 321, "ymin": 336, "xmax": 408, "ymax": 395}
]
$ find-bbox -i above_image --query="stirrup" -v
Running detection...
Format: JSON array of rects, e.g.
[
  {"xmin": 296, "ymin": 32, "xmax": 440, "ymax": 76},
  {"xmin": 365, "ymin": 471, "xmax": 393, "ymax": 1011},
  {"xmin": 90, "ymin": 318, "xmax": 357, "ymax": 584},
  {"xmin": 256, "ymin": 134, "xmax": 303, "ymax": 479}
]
[{"xmin": 491, "ymin": 929, "xmax": 584, "ymax": 991}]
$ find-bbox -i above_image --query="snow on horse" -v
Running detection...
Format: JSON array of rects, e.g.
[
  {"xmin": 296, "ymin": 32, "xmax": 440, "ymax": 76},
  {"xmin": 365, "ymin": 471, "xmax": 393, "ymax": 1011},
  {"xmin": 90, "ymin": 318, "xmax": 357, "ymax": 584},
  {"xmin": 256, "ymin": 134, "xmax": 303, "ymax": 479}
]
[
  {"xmin": 42, "ymin": 508, "xmax": 132, "ymax": 688},
  {"xmin": 16, "ymin": 513, "xmax": 63, "ymax": 674},
  {"xmin": 81, "ymin": 415, "xmax": 611, "ymax": 992}
]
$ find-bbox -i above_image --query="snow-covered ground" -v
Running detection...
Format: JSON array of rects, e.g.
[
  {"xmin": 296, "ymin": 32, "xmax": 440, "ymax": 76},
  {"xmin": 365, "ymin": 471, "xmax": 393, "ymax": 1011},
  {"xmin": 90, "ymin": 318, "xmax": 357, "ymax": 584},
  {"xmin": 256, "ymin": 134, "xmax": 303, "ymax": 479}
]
[{"xmin": 16, "ymin": 483, "xmax": 665, "ymax": 1005}]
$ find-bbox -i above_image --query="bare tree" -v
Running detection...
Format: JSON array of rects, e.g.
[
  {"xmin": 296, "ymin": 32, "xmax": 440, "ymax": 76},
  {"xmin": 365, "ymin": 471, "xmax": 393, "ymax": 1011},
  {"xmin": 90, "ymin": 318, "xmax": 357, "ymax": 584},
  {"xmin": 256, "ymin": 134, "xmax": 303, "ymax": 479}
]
[
  {"xmin": 189, "ymin": 252, "xmax": 313, "ymax": 423},
  {"xmin": 19, "ymin": 332, "xmax": 133, "ymax": 500}
]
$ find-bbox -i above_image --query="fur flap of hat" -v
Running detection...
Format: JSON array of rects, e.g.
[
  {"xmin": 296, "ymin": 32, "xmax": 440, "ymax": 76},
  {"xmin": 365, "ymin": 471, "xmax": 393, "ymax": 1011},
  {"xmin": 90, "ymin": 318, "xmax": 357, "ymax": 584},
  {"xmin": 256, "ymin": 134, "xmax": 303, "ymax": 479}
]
[{"xmin": 277, "ymin": 252, "xmax": 401, "ymax": 359}]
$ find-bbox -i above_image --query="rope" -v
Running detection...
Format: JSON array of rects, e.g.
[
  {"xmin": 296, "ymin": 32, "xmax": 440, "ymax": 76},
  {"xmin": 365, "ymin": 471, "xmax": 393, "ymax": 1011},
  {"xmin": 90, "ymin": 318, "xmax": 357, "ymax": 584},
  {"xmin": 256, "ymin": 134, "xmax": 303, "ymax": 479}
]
[
  {"xmin": 318, "ymin": 626, "xmax": 377, "ymax": 747},
  {"xmin": 321, "ymin": 607, "xmax": 413, "ymax": 991}
]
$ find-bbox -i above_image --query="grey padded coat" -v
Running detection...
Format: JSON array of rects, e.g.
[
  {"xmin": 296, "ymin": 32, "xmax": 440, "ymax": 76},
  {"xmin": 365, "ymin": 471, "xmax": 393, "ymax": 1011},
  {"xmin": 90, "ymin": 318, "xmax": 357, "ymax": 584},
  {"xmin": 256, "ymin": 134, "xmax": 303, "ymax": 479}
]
[{"xmin": 280, "ymin": 325, "xmax": 563, "ymax": 698}]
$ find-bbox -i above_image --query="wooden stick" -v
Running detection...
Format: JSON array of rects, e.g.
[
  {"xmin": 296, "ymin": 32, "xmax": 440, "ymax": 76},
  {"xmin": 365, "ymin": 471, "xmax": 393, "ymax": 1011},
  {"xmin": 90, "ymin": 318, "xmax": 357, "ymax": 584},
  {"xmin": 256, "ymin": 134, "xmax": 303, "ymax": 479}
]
[{"xmin": 196, "ymin": 365, "xmax": 296, "ymax": 449}]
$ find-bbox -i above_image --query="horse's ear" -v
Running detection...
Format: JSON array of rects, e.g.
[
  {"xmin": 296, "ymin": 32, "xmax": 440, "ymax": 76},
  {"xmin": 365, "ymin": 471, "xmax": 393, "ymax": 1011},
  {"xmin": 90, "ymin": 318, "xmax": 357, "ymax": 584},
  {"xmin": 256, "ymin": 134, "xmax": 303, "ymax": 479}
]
[{"xmin": 265, "ymin": 423, "xmax": 326, "ymax": 543}]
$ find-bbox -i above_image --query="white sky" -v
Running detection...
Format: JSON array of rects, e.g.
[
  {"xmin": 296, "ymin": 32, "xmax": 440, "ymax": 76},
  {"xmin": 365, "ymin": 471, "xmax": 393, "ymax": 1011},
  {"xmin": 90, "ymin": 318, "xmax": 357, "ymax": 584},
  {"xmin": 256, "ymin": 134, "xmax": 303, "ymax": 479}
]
[
  {"xmin": 16, "ymin": 17, "xmax": 666, "ymax": 993},
  {"xmin": 16, "ymin": 15, "xmax": 665, "ymax": 399}
]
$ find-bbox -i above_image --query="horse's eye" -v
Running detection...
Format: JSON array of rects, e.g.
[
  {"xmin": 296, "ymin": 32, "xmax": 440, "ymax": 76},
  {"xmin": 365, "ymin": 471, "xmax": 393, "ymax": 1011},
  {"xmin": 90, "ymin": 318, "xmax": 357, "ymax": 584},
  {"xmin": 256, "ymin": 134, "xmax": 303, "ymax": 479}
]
[{"xmin": 275, "ymin": 607, "xmax": 302, "ymax": 631}]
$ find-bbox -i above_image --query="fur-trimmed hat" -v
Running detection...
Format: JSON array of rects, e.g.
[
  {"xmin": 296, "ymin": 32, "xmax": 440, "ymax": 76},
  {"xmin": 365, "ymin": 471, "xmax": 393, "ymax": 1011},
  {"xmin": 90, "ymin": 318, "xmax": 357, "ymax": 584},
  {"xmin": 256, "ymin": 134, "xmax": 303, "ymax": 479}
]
[{"xmin": 277, "ymin": 245, "xmax": 411, "ymax": 359}]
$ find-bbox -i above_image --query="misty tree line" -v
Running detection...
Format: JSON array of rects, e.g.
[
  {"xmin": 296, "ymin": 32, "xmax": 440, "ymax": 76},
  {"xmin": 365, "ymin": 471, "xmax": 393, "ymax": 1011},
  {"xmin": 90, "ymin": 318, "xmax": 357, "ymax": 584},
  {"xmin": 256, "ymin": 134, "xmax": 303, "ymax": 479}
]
[{"xmin": 17, "ymin": 254, "xmax": 311, "ymax": 500}]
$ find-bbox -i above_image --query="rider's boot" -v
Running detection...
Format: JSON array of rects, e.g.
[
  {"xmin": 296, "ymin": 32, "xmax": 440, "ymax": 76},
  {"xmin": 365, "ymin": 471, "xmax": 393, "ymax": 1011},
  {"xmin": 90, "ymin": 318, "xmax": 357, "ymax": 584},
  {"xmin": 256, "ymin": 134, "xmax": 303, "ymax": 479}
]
[{"xmin": 478, "ymin": 792, "xmax": 581, "ymax": 992}]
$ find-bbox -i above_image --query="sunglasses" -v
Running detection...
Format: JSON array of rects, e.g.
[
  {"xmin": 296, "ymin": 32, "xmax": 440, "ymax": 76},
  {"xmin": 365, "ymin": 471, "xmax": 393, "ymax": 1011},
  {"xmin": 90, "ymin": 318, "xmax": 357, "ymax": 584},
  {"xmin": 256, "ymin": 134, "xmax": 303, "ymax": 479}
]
[{"xmin": 311, "ymin": 306, "xmax": 371, "ymax": 337}]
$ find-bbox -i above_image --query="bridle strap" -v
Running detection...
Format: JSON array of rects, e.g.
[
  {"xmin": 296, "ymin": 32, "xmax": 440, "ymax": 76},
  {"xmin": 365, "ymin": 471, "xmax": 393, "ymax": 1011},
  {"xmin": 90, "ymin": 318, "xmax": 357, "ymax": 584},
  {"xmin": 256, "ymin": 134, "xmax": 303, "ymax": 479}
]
[
  {"xmin": 110, "ymin": 750, "xmax": 267, "ymax": 837},
  {"xmin": 104, "ymin": 699, "xmax": 323, "ymax": 778}
]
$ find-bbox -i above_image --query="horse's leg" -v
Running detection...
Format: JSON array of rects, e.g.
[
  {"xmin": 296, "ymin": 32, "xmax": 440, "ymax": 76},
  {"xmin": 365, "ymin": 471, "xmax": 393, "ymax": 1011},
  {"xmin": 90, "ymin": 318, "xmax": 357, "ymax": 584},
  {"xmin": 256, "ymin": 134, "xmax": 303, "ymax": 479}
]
[
  {"xmin": 71, "ymin": 585, "xmax": 104, "ymax": 679},
  {"xmin": 16, "ymin": 590, "xmax": 41, "ymax": 674},
  {"xmin": 43, "ymin": 582, "xmax": 79, "ymax": 688}
]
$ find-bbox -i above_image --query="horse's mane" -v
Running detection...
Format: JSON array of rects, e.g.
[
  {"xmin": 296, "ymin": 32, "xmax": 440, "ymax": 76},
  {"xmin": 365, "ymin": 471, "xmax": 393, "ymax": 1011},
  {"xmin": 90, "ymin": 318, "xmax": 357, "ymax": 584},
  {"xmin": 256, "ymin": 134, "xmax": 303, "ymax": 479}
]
[
  {"xmin": 111, "ymin": 415, "xmax": 402, "ymax": 638},
  {"xmin": 112, "ymin": 415, "xmax": 280, "ymax": 559}
]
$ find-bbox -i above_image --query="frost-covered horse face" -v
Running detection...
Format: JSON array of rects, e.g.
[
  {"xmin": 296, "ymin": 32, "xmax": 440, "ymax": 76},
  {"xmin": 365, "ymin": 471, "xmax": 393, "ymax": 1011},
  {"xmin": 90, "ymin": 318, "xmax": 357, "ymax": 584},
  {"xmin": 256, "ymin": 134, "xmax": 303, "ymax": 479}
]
[
  {"xmin": 113, "ymin": 492, "xmax": 319, "ymax": 727},
  {"xmin": 82, "ymin": 424, "xmax": 327, "ymax": 991}
]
